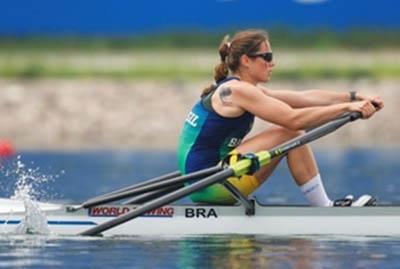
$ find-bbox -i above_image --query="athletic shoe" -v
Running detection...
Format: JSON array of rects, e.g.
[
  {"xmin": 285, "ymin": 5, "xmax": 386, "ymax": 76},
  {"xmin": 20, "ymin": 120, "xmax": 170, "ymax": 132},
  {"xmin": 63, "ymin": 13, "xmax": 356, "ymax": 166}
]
[
  {"xmin": 351, "ymin": 194, "xmax": 377, "ymax": 207},
  {"xmin": 333, "ymin": 194, "xmax": 377, "ymax": 207}
]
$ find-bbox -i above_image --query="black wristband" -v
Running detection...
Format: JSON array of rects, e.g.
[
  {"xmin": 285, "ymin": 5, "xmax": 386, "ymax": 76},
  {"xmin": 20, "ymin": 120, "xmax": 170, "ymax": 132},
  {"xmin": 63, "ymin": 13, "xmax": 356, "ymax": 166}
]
[{"xmin": 349, "ymin": 91, "xmax": 357, "ymax": 102}]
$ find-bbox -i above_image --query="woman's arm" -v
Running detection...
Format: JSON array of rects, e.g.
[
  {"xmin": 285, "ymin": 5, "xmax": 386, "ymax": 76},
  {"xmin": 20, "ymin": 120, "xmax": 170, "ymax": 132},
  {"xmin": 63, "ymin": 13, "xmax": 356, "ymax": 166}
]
[
  {"xmin": 230, "ymin": 83, "xmax": 376, "ymax": 131},
  {"xmin": 261, "ymin": 86, "xmax": 353, "ymax": 108},
  {"xmin": 261, "ymin": 86, "xmax": 385, "ymax": 111}
]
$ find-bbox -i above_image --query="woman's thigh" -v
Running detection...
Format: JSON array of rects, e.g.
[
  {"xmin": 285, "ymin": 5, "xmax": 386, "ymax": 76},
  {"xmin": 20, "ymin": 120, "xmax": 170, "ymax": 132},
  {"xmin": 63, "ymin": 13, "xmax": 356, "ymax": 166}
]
[
  {"xmin": 190, "ymin": 126, "xmax": 303, "ymax": 205},
  {"xmin": 235, "ymin": 126, "xmax": 303, "ymax": 185}
]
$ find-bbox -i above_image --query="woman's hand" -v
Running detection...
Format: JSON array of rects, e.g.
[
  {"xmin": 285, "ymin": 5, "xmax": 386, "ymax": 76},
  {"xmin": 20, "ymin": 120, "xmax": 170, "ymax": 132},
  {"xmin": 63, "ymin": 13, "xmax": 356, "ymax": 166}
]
[
  {"xmin": 356, "ymin": 93, "xmax": 384, "ymax": 111},
  {"xmin": 347, "ymin": 101, "xmax": 377, "ymax": 119}
]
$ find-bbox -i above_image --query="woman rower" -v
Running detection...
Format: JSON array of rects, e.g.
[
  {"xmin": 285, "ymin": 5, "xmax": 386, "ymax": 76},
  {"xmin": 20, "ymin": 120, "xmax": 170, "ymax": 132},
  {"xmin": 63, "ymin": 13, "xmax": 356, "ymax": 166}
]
[{"xmin": 177, "ymin": 29, "xmax": 384, "ymax": 206}]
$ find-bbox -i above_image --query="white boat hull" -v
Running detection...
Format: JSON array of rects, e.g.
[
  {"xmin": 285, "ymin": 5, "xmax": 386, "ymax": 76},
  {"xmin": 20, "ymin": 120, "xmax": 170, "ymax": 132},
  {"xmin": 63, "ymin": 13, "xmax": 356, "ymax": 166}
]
[{"xmin": 0, "ymin": 198, "xmax": 399, "ymax": 237}]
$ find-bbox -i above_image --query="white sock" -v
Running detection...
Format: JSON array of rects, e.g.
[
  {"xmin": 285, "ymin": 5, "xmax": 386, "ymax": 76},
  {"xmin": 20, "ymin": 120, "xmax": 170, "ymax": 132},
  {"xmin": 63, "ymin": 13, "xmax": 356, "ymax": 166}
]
[{"xmin": 300, "ymin": 174, "xmax": 333, "ymax": 207}]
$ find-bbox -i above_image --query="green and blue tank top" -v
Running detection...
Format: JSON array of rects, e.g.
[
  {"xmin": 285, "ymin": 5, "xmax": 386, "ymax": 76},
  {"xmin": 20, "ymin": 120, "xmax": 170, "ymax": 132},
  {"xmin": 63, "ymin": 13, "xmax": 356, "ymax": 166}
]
[{"xmin": 177, "ymin": 77, "xmax": 255, "ymax": 174}]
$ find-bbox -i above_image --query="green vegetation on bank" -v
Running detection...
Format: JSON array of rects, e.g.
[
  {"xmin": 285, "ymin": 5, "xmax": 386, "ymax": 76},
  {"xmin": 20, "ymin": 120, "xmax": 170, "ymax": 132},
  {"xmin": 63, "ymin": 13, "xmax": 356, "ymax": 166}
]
[
  {"xmin": 2, "ymin": 64, "xmax": 400, "ymax": 80},
  {"xmin": 1, "ymin": 29, "xmax": 400, "ymax": 80},
  {"xmin": 2, "ymin": 28, "xmax": 400, "ymax": 51}
]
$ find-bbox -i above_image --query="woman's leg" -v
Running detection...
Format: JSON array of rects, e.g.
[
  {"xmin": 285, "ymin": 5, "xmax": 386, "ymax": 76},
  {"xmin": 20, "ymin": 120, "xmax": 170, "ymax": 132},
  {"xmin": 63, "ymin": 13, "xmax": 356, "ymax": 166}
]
[
  {"xmin": 236, "ymin": 126, "xmax": 317, "ymax": 184},
  {"xmin": 236, "ymin": 126, "xmax": 332, "ymax": 206},
  {"xmin": 189, "ymin": 126, "xmax": 304, "ymax": 205}
]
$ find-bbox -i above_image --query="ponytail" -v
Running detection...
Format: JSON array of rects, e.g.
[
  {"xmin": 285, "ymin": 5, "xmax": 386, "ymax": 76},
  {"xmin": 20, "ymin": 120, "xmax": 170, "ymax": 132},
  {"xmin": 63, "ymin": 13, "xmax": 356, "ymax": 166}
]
[{"xmin": 201, "ymin": 35, "xmax": 230, "ymax": 98}]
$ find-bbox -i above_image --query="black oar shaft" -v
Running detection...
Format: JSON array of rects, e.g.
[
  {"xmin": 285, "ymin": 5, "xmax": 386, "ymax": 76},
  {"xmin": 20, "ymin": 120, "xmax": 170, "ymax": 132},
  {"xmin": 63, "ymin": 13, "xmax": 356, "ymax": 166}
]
[
  {"xmin": 79, "ymin": 169, "xmax": 234, "ymax": 236},
  {"xmin": 91, "ymin": 170, "xmax": 181, "ymax": 200},
  {"xmin": 122, "ymin": 185, "xmax": 184, "ymax": 205},
  {"xmin": 269, "ymin": 111, "xmax": 361, "ymax": 158},
  {"xmin": 82, "ymin": 165, "xmax": 221, "ymax": 208}
]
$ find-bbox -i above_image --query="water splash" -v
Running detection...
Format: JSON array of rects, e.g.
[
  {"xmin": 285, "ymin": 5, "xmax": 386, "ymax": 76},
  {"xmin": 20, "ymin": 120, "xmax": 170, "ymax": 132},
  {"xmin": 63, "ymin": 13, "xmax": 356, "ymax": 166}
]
[
  {"xmin": 14, "ymin": 199, "xmax": 50, "ymax": 235},
  {"xmin": 8, "ymin": 156, "xmax": 63, "ymax": 201},
  {"xmin": 0, "ymin": 155, "xmax": 64, "ymax": 235}
]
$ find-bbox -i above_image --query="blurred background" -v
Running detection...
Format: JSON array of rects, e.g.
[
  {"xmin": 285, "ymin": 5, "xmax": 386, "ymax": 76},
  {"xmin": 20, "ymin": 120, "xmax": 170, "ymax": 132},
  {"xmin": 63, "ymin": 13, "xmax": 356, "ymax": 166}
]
[{"xmin": 0, "ymin": 0, "xmax": 399, "ymax": 202}]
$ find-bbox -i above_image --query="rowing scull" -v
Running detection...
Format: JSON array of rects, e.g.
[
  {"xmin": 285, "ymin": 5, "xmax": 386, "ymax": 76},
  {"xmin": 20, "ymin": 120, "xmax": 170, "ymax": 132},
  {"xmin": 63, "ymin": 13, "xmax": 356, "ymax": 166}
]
[{"xmin": 0, "ymin": 198, "xmax": 399, "ymax": 236}]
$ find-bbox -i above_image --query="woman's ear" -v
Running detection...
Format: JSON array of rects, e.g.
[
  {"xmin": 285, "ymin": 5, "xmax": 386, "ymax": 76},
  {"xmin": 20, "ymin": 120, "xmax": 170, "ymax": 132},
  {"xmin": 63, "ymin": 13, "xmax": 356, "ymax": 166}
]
[{"xmin": 240, "ymin": 54, "xmax": 251, "ymax": 68}]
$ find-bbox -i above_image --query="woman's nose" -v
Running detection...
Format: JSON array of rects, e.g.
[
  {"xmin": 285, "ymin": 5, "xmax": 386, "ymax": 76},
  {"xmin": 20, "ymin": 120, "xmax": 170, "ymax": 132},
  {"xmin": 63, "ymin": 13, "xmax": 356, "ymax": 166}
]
[{"xmin": 269, "ymin": 61, "xmax": 275, "ymax": 68}]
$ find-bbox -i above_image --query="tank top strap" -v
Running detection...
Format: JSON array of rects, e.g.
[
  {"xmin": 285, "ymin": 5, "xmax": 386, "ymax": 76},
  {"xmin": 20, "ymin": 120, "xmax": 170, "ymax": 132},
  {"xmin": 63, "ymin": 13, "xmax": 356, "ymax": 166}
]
[{"xmin": 202, "ymin": 76, "xmax": 240, "ymax": 111}]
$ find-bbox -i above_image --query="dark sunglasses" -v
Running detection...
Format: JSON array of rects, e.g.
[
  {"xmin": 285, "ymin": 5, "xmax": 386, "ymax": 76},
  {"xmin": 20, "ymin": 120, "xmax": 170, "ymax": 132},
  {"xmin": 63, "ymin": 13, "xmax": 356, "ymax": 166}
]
[{"xmin": 247, "ymin": 52, "xmax": 273, "ymax": 63}]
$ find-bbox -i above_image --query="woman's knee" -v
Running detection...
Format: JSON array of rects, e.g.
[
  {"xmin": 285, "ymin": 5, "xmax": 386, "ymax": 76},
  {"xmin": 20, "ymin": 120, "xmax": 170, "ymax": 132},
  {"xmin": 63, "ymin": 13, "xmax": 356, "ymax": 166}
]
[{"xmin": 237, "ymin": 126, "xmax": 304, "ymax": 153}]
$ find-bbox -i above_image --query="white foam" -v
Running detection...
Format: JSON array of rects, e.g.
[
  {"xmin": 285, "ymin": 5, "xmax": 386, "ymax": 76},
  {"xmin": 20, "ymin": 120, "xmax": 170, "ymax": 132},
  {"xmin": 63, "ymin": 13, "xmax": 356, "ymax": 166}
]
[
  {"xmin": 1, "ymin": 155, "xmax": 61, "ymax": 235},
  {"xmin": 14, "ymin": 198, "xmax": 50, "ymax": 235}
]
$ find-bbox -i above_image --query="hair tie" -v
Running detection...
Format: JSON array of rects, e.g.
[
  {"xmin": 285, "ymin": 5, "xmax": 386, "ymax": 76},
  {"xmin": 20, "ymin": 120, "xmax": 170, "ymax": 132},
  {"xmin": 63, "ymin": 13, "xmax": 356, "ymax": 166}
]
[{"xmin": 220, "ymin": 42, "xmax": 231, "ymax": 62}]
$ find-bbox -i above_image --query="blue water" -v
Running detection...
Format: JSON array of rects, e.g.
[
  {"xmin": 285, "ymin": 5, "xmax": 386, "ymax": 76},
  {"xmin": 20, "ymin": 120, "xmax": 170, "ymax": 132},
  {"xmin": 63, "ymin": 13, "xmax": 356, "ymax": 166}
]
[
  {"xmin": 2, "ymin": 149, "xmax": 399, "ymax": 205},
  {"xmin": 0, "ymin": 148, "xmax": 400, "ymax": 268}
]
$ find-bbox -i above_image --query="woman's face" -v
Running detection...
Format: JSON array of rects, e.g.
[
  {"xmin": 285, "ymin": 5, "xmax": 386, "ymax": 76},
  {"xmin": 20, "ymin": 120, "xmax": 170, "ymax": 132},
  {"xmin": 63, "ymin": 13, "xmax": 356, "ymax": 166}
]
[{"xmin": 246, "ymin": 41, "xmax": 275, "ymax": 83}]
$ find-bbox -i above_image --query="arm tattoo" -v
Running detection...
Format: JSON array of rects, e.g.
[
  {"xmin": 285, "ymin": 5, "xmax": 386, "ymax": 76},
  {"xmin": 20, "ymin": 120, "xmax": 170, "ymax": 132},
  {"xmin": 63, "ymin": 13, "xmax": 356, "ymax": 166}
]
[{"xmin": 219, "ymin": 87, "xmax": 232, "ymax": 104}]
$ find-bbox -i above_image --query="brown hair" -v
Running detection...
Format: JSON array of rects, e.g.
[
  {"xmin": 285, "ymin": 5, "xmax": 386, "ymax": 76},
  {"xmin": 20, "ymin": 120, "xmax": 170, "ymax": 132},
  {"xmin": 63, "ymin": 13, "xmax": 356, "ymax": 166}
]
[{"xmin": 201, "ymin": 29, "xmax": 269, "ymax": 98}]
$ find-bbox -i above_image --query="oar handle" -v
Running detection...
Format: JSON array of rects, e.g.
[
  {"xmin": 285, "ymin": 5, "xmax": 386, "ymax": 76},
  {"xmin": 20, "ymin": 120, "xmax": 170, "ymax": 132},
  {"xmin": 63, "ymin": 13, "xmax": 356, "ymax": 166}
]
[
  {"xmin": 348, "ymin": 99, "xmax": 380, "ymax": 121},
  {"xmin": 349, "ymin": 111, "xmax": 362, "ymax": 121}
]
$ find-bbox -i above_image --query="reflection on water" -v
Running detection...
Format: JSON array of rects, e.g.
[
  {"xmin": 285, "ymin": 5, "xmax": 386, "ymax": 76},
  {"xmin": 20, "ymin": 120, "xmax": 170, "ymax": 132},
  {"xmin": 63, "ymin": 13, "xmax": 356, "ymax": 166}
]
[
  {"xmin": 0, "ymin": 235, "xmax": 399, "ymax": 269},
  {"xmin": 177, "ymin": 236, "xmax": 328, "ymax": 269}
]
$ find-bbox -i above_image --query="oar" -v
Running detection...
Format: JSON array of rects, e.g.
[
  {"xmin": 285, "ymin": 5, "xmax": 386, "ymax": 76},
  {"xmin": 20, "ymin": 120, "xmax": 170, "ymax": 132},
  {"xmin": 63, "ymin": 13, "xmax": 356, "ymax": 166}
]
[
  {"xmin": 122, "ymin": 184, "xmax": 184, "ymax": 205},
  {"xmin": 93, "ymin": 170, "xmax": 181, "ymax": 199},
  {"xmin": 70, "ymin": 165, "xmax": 221, "ymax": 211},
  {"xmin": 268, "ymin": 111, "xmax": 361, "ymax": 158},
  {"xmin": 80, "ymin": 168, "xmax": 235, "ymax": 236},
  {"xmin": 79, "ymin": 111, "xmax": 362, "ymax": 236}
]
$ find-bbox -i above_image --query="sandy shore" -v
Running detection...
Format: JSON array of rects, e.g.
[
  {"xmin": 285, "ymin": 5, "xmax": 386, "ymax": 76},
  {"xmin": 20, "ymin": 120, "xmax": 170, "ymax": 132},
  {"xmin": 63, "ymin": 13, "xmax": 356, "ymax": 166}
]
[{"xmin": 0, "ymin": 78, "xmax": 398, "ymax": 150}]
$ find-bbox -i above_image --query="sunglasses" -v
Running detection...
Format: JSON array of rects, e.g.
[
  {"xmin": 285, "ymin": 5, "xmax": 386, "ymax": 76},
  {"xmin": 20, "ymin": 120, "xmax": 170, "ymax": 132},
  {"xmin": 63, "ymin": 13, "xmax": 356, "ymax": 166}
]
[{"xmin": 247, "ymin": 52, "xmax": 273, "ymax": 63}]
